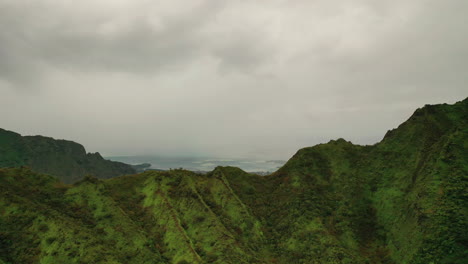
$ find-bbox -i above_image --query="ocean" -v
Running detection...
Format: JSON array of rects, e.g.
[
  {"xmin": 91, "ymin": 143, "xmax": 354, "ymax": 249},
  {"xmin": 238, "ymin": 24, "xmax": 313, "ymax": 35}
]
[{"xmin": 106, "ymin": 155, "xmax": 285, "ymax": 174}]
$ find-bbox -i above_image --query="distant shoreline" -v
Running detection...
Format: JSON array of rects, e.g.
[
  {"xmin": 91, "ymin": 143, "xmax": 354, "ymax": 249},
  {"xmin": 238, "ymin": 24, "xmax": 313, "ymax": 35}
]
[{"xmin": 105, "ymin": 155, "xmax": 285, "ymax": 174}]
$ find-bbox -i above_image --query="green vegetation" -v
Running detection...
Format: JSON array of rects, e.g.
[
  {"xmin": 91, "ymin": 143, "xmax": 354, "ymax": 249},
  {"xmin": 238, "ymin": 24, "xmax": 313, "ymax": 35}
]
[
  {"xmin": 0, "ymin": 98, "xmax": 466, "ymax": 263},
  {"xmin": 0, "ymin": 130, "xmax": 135, "ymax": 183}
]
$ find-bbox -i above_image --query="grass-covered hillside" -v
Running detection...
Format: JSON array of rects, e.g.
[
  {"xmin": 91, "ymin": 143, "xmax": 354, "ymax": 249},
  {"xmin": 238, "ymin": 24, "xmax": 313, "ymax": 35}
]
[
  {"xmin": 0, "ymin": 130, "xmax": 135, "ymax": 183},
  {"xmin": 0, "ymin": 98, "xmax": 466, "ymax": 263}
]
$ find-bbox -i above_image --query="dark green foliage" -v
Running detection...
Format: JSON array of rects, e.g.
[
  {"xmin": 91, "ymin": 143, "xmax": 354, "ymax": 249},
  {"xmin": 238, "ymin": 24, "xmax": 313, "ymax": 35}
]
[
  {"xmin": 0, "ymin": 98, "xmax": 466, "ymax": 263},
  {"xmin": 0, "ymin": 130, "xmax": 136, "ymax": 183}
]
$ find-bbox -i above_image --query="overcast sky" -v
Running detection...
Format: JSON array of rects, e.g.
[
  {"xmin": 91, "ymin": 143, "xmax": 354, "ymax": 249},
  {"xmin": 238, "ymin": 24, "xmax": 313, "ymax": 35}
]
[{"xmin": 0, "ymin": 0, "xmax": 467, "ymax": 159}]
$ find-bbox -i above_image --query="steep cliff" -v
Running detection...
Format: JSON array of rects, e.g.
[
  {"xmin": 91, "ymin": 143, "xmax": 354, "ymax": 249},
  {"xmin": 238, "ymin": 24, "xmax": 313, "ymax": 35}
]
[{"xmin": 0, "ymin": 130, "xmax": 135, "ymax": 183}]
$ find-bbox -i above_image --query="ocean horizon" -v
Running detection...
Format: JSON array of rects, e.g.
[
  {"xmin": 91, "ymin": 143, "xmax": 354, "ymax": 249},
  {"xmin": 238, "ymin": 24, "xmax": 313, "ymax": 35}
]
[{"xmin": 106, "ymin": 155, "xmax": 286, "ymax": 173}]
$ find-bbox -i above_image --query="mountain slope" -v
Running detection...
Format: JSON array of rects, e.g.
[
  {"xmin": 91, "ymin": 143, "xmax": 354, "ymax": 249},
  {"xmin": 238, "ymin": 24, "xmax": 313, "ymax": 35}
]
[
  {"xmin": 0, "ymin": 98, "xmax": 466, "ymax": 263},
  {"xmin": 239, "ymin": 98, "xmax": 467, "ymax": 263},
  {"xmin": 0, "ymin": 130, "xmax": 135, "ymax": 183}
]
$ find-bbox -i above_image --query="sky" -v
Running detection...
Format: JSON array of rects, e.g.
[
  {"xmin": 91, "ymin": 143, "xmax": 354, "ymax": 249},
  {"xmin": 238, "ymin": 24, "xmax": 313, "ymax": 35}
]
[{"xmin": 0, "ymin": 0, "xmax": 467, "ymax": 159}]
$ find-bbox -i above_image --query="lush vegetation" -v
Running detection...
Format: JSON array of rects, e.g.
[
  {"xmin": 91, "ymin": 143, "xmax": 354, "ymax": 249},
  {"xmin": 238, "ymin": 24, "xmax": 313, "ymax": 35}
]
[
  {"xmin": 0, "ymin": 98, "xmax": 466, "ymax": 263},
  {"xmin": 0, "ymin": 130, "xmax": 135, "ymax": 183}
]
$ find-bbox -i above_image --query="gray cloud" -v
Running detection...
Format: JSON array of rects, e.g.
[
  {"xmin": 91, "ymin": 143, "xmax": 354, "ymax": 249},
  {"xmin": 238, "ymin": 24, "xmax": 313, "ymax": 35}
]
[
  {"xmin": 0, "ymin": 0, "xmax": 273, "ymax": 82},
  {"xmin": 0, "ymin": 0, "xmax": 467, "ymax": 159}
]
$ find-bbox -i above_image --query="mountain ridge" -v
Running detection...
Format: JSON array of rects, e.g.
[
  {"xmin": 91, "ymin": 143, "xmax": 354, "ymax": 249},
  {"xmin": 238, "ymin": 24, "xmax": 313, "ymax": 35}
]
[
  {"xmin": 0, "ymin": 97, "xmax": 466, "ymax": 263},
  {"xmin": 0, "ymin": 128, "xmax": 136, "ymax": 183}
]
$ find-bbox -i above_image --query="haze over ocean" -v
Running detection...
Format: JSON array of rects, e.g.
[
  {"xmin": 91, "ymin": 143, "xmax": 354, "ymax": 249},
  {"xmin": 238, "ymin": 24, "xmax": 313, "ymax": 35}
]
[{"xmin": 107, "ymin": 155, "xmax": 285, "ymax": 173}]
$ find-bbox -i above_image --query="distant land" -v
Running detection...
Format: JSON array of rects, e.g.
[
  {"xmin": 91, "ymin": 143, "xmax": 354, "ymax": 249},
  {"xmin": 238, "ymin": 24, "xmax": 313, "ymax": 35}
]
[
  {"xmin": 0, "ymin": 129, "xmax": 136, "ymax": 183},
  {"xmin": 106, "ymin": 155, "xmax": 286, "ymax": 174}
]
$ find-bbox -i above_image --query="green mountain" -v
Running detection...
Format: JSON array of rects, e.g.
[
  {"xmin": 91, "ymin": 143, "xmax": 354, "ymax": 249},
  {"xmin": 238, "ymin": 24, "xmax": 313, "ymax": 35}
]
[
  {"xmin": 0, "ymin": 130, "xmax": 135, "ymax": 183},
  {"xmin": 0, "ymin": 98, "xmax": 466, "ymax": 264}
]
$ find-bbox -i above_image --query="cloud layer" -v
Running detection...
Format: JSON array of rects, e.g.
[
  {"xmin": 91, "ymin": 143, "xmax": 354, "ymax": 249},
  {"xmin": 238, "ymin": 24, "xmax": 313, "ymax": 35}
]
[{"xmin": 1, "ymin": 0, "xmax": 467, "ymax": 159}]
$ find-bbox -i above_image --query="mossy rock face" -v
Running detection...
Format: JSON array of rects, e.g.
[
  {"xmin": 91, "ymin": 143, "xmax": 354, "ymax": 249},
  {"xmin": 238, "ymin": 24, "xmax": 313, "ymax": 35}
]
[{"xmin": 0, "ymin": 98, "xmax": 467, "ymax": 263}]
